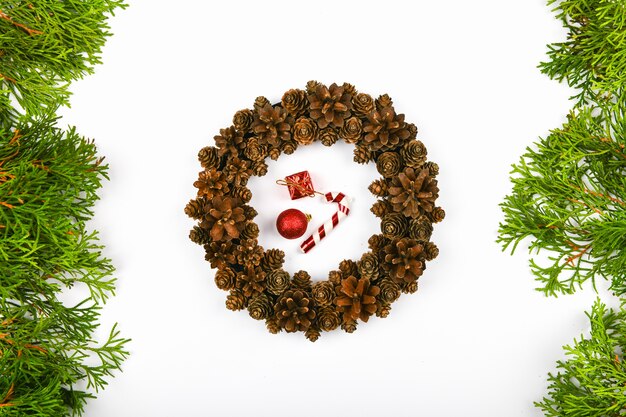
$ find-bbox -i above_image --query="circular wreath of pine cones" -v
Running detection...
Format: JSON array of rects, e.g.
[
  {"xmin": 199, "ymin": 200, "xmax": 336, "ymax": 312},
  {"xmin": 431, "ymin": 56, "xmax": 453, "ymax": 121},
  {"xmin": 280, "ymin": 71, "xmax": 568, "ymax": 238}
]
[{"xmin": 185, "ymin": 81, "xmax": 444, "ymax": 342}]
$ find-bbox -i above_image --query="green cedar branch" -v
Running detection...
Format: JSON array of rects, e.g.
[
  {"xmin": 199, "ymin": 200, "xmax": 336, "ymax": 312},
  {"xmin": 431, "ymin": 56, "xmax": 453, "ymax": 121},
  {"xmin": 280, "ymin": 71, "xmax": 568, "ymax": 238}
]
[
  {"xmin": 536, "ymin": 299, "xmax": 626, "ymax": 416},
  {"xmin": 0, "ymin": 118, "xmax": 129, "ymax": 416},
  {"xmin": 0, "ymin": 0, "xmax": 127, "ymax": 125},
  {"xmin": 498, "ymin": 97, "xmax": 626, "ymax": 296}
]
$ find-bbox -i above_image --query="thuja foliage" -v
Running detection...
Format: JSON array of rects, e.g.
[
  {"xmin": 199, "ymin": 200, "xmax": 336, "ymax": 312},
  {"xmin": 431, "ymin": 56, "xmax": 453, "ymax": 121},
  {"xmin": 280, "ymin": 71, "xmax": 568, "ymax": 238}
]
[
  {"xmin": 541, "ymin": 0, "xmax": 626, "ymax": 105},
  {"xmin": 0, "ymin": 0, "xmax": 126, "ymax": 124},
  {"xmin": 498, "ymin": 98, "xmax": 626, "ymax": 296},
  {"xmin": 0, "ymin": 119, "xmax": 129, "ymax": 415},
  {"xmin": 536, "ymin": 300, "xmax": 626, "ymax": 416}
]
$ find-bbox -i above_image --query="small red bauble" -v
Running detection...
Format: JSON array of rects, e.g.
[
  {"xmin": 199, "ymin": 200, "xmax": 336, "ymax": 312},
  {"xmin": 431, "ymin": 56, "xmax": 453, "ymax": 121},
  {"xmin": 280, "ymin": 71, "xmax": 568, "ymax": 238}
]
[{"xmin": 276, "ymin": 208, "xmax": 311, "ymax": 239}]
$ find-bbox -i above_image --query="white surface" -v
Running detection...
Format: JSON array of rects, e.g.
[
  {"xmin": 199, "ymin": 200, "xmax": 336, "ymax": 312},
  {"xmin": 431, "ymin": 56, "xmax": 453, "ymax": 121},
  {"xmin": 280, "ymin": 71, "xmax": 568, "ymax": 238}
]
[{"xmin": 57, "ymin": 1, "xmax": 616, "ymax": 416}]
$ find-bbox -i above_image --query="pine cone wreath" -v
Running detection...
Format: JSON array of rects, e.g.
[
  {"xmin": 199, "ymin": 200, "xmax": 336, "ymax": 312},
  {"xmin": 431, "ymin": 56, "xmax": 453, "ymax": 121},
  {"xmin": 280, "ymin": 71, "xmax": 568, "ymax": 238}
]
[
  {"xmin": 340, "ymin": 116, "xmax": 363, "ymax": 144},
  {"xmin": 311, "ymin": 281, "xmax": 335, "ymax": 306},
  {"xmin": 193, "ymin": 169, "xmax": 229, "ymax": 199},
  {"xmin": 247, "ymin": 293, "xmax": 273, "ymax": 320},
  {"xmin": 319, "ymin": 128, "xmax": 339, "ymax": 146},
  {"xmin": 252, "ymin": 103, "xmax": 291, "ymax": 147},
  {"xmin": 363, "ymin": 106, "xmax": 410, "ymax": 151},
  {"xmin": 308, "ymin": 82, "xmax": 353, "ymax": 129},
  {"xmin": 274, "ymin": 290, "xmax": 316, "ymax": 332},
  {"xmin": 198, "ymin": 146, "xmax": 221, "ymax": 169},
  {"xmin": 293, "ymin": 117, "xmax": 318, "ymax": 145},
  {"xmin": 358, "ymin": 252, "xmax": 380, "ymax": 281},
  {"xmin": 352, "ymin": 92, "xmax": 375, "ymax": 117},
  {"xmin": 215, "ymin": 267, "xmax": 236, "ymax": 291},
  {"xmin": 388, "ymin": 167, "xmax": 439, "ymax": 218},
  {"xmin": 200, "ymin": 196, "xmax": 246, "ymax": 241},
  {"xmin": 353, "ymin": 145, "xmax": 373, "ymax": 164},
  {"xmin": 233, "ymin": 109, "xmax": 254, "ymax": 133},
  {"xmin": 317, "ymin": 307, "xmax": 341, "ymax": 331},
  {"xmin": 292, "ymin": 270, "xmax": 312, "ymax": 291},
  {"xmin": 335, "ymin": 276, "xmax": 380, "ymax": 323},
  {"xmin": 236, "ymin": 266, "xmax": 266, "ymax": 298},
  {"xmin": 376, "ymin": 152, "xmax": 402, "ymax": 178},
  {"xmin": 214, "ymin": 126, "xmax": 245, "ymax": 157},
  {"xmin": 408, "ymin": 216, "xmax": 433, "ymax": 241},
  {"xmin": 281, "ymin": 88, "xmax": 308, "ymax": 117},
  {"xmin": 383, "ymin": 238, "xmax": 426, "ymax": 285},
  {"xmin": 261, "ymin": 248, "xmax": 285, "ymax": 272},
  {"xmin": 381, "ymin": 213, "xmax": 408, "ymax": 239},
  {"xmin": 266, "ymin": 269, "xmax": 291, "ymax": 295},
  {"xmin": 400, "ymin": 140, "xmax": 427, "ymax": 168}
]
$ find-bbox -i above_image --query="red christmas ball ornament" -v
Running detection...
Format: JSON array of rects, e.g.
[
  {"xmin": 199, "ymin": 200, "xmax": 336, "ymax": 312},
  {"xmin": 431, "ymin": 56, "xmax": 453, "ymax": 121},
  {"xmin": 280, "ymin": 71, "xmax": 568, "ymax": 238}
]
[{"xmin": 276, "ymin": 208, "xmax": 311, "ymax": 239}]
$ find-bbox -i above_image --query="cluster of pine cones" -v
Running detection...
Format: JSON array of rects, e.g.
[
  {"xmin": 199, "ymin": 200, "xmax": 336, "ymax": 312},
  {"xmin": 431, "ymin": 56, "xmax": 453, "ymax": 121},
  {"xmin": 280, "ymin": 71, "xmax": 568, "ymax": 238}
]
[{"xmin": 185, "ymin": 81, "xmax": 444, "ymax": 341}]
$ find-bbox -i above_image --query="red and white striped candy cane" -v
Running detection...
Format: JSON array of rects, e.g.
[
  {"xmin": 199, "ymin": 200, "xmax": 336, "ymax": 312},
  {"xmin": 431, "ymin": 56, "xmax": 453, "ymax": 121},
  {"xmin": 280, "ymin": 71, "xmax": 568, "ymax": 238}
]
[{"xmin": 300, "ymin": 192, "xmax": 351, "ymax": 253}]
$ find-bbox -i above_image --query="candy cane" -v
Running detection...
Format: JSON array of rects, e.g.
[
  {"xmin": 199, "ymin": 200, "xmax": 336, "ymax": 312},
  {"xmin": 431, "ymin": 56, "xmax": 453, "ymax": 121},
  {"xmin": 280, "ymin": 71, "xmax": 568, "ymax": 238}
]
[{"xmin": 300, "ymin": 192, "xmax": 351, "ymax": 253}]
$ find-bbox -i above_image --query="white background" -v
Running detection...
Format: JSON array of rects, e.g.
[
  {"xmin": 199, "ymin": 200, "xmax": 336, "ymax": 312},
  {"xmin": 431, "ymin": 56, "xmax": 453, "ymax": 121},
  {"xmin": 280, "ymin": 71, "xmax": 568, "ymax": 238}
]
[{"xmin": 57, "ymin": 1, "xmax": 618, "ymax": 416}]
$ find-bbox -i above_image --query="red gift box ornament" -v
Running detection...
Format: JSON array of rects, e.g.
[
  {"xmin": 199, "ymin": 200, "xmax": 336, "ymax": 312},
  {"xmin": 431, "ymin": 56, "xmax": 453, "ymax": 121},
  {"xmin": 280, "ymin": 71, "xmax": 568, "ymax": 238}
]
[{"xmin": 277, "ymin": 170, "xmax": 316, "ymax": 200}]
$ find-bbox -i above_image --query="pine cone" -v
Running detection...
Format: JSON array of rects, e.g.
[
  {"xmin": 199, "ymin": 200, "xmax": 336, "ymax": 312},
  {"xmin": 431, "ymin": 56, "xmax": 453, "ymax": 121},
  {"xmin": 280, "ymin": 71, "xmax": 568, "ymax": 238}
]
[
  {"xmin": 266, "ymin": 317, "xmax": 281, "ymax": 334},
  {"xmin": 253, "ymin": 96, "xmax": 270, "ymax": 111},
  {"xmin": 376, "ymin": 303, "xmax": 391, "ymax": 318},
  {"xmin": 408, "ymin": 216, "xmax": 433, "ymax": 241},
  {"xmin": 340, "ymin": 116, "xmax": 363, "ymax": 144},
  {"xmin": 233, "ymin": 109, "xmax": 254, "ymax": 133},
  {"xmin": 252, "ymin": 103, "xmax": 291, "ymax": 147},
  {"xmin": 248, "ymin": 293, "xmax": 273, "ymax": 320},
  {"xmin": 242, "ymin": 205, "xmax": 258, "ymax": 220},
  {"xmin": 305, "ymin": 326, "xmax": 320, "ymax": 342},
  {"xmin": 383, "ymin": 238, "xmax": 426, "ymax": 285},
  {"xmin": 358, "ymin": 252, "xmax": 380, "ymax": 281},
  {"xmin": 339, "ymin": 259, "xmax": 358, "ymax": 278},
  {"xmin": 353, "ymin": 145, "xmax": 373, "ymax": 164},
  {"xmin": 215, "ymin": 267, "xmax": 236, "ymax": 291},
  {"xmin": 274, "ymin": 290, "xmax": 316, "ymax": 332},
  {"xmin": 189, "ymin": 226, "xmax": 210, "ymax": 245},
  {"xmin": 381, "ymin": 213, "xmax": 408, "ymax": 239},
  {"xmin": 266, "ymin": 269, "xmax": 291, "ymax": 295},
  {"xmin": 261, "ymin": 249, "xmax": 285, "ymax": 272},
  {"xmin": 308, "ymin": 82, "xmax": 353, "ymax": 129},
  {"xmin": 293, "ymin": 117, "xmax": 318, "ymax": 145},
  {"xmin": 184, "ymin": 197, "xmax": 205, "ymax": 219},
  {"xmin": 423, "ymin": 161, "xmax": 439, "ymax": 176},
  {"xmin": 423, "ymin": 242, "xmax": 439, "ymax": 261},
  {"xmin": 198, "ymin": 146, "xmax": 221, "ymax": 169},
  {"xmin": 319, "ymin": 128, "xmax": 339, "ymax": 146},
  {"xmin": 234, "ymin": 239, "xmax": 263, "ymax": 267},
  {"xmin": 204, "ymin": 241, "xmax": 236, "ymax": 269},
  {"xmin": 378, "ymin": 278, "xmax": 401, "ymax": 304},
  {"xmin": 236, "ymin": 266, "xmax": 266, "ymax": 298},
  {"xmin": 371, "ymin": 200, "xmax": 392, "ymax": 218},
  {"xmin": 306, "ymin": 80, "xmax": 321, "ymax": 95},
  {"xmin": 281, "ymin": 89, "xmax": 308, "ymax": 117},
  {"xmin": 251, "ymin": 160, "xmax": 268, "ymax": 177},
  {"xmin": 224, "ymin": 157, "xmax": 252, "ymax": 187},
  {"xmin": 341, "ymin": 319, "xmax": 358, "ymax": 333},
  {"xmin": 317, "ymin": 307, "xmax": 341, "ymax": 331},
  {"xmin": 376, "ymin": 152, "xmax": 402, "ymax": 178},
  {"xmin": 368, "ymin": 179, "xmax": 389, "ymax": 197},
  {"xmin": 214, "ymin": 126, "xmax": 245, "ymax": 157},
  {"xmin": 268, "ymin": 147, "xmax": 281, "ymax": 160},
  {"xmin": 243, "ymin": 137, "xmax": 267, "ymax": 161},
  {"xmin": 388, "ymin": 167, "xmax": 439, "ymax": 218},
  {"xmin": 430, "ymin": 206, "xmax": 445, "ymax": 223},
  {"xmin": 292, "ymin": 270, "xmax": 312, "ymax": 291},
  {"xmin": 231, "ymin": 186, "xmax": 252, "ymax": 203},
  {"xmin": 240, "ymin": 222, "xmax": 260, "ymax": 240},
  {"xmin": 194, "ymin": 169, "xmax": 229, "ymax": 199},
  {"xmin": 352, "ymin": 92, "xmax": 374, "ymax": 117},
  {"xmin": 328, "ymin": 270, "xmax": 342, "ymax": 285},
  {"xmin": 400, "ymin": 140, "xmax": 427, "ymax": 168},
  {"xmin": 407, "ymin": 123, "xmax": 418, "ymax": 139},
  {"xmin": 311, "ymin": 281, "xmax": 335, "ymax": 306},
  {"xmin": 342, "ymin": 82, "xmax": 357, "ymax": 95},
  {"xmin": 363, "ymin": 106, "xmax": 410, "ymax": 151},
  {"xmin": 335, "ymin": 276, "xmax": 380, "ymax": 323},
  {"xmin": 402, "ymin": 280, "xmax": 418, "ymax": 294},
  {"xmin": 375, "ymin": 94, "xmax": 393, "ymax": 111},
  {"xmin": 200, "ymin": 196, "xmax": 246, "ymax": 241},
  {"xmin": 368, "ymin": 234, "xmax": 388, "ymax": 253},
  {"xmin": 225, "ymin": 289, "xmax": 247, "ymax": 311},
  {"xmin": 280, "ymin": 141, "xmax": 297, "ymax": 155}
]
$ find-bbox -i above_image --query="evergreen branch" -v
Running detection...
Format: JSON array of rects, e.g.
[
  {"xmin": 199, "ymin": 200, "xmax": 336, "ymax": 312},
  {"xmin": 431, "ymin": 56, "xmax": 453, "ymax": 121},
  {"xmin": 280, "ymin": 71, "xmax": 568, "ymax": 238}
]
[
  {"xmin": 536, "ymin": 299, "xmax": 626, "ymax": 416},
  {"xmin": 499, "ymin": 98, "xmax": 626, "ymax": 296},
  {"xmin": 0, "ymin": 118, "xmax": 129, "ymax": 416},
  {"xmin": 0, "ymin": 0, "xmax": 127, "ymax": 125}
]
